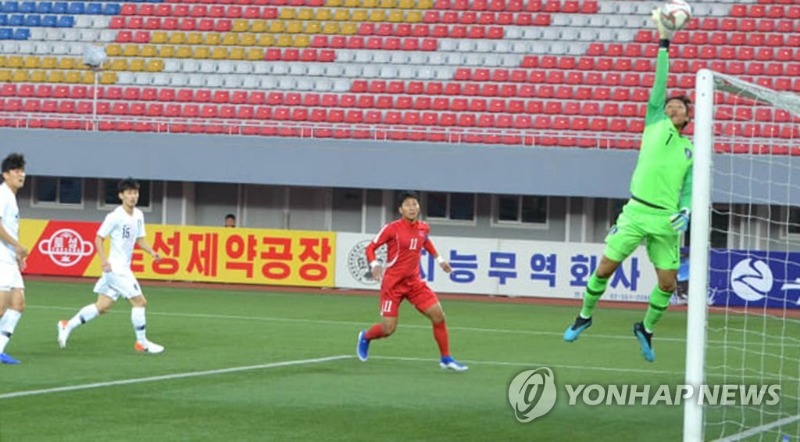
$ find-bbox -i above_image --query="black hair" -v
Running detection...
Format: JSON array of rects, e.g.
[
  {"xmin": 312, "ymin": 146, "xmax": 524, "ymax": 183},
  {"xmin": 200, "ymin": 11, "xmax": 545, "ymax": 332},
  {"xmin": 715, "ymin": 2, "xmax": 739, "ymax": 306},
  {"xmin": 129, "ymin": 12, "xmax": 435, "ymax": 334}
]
[
  {"xmin": 666, "ymin": 95, "xmax": 692, "ymax": 129},
  {"xmin": 397, "ymin": 190, "xmax": 420, "ymax": 208},
  {"xmin": 2, "ymin": 153, "xmax": 25, "ymax": 173},
  {"xmin": 117, "ymin": 177, "xmax": 140, "ymax": 193},
  {"xmin": 225, "ymin": 213, "xmax": 236, "ymax": 220}
]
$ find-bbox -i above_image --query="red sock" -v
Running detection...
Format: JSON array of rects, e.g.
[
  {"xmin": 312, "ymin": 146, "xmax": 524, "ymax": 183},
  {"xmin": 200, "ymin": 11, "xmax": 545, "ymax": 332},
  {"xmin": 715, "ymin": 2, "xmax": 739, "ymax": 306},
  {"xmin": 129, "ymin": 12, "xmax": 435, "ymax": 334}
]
[
  {"xmin": 433, "ymin": 321, "xmax": 450, "ymax": 357},
  {"xmin": 364, "ymin": 323, "xmax": 386, "ymax": 340}
]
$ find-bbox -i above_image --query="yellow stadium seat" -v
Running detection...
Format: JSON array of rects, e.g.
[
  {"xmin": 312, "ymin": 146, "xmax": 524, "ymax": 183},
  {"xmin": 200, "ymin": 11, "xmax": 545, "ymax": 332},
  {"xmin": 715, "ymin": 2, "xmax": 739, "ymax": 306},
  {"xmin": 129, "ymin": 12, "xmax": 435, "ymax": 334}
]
[
  {"xmin": 222, "ymin": 33, "xmax": 238, "ymax": 45},
  {"xmin": 105, "ymin": 44, "xmax": 122, "ymax": 56},
  {"xmin": 351, "ymin": 9, "xmax": 367, "ymax": 21},
  {"xmin": 294, "ymin": 35, "xmax": 309, "ymax": 47},
  {"xmin": 122, "ymin": 45, "xmax": 139, "ymax": 57},
  {"xmin": 58, "ymin": 57, "xmax": 76, "ymax": 70},
  {"xmin": 129, "ymin": 59, "xmax": 146, "ymax": 72},
  {"xmin": 256, "ymin": 34, "xmax": 274, "ymax": 46},
  {"xmin": 12, "ymin": 70, "xmax": 29, "ymax": 82},
  {"xmin": 387, "ymin": 10, "xmax": 404, "ymax": 22},
  {"xmin": 169, "ymin": 32, "xmax": 186, "ymax": 45},
  {"xmin": 99, "ymin": 71, "xmax": 116, "ymax": 84},
  {"xmin": 314, "ymin": 9, "xmax": 332, "ymax": 20},
  {"xmin": 187, "ymin": 32, "xmax": 203, "ymax": 45},
  {"xmin": 211, "ymin": 47, "xmax": 228, "ymax": 59},
  {"xmin": 268, "ymin": 20, "xmax": 285, "ymax": 33},
  {"xmin": 151, "ymin": 31, "xmax": 168, "ymax": 44},
  {"xmin": 250, "ymin": 20, "xmax": 267, "ymax": 33},
  {"xmin": 229, "ymin": 47, "xmax": 245, "ymax": 60},
  {"xmin": 109, "ymin": 59, "xmax": 128, "ymax": 71},
  {"xmin": 279, "ymin": 8, "xmax": 295, "ymax": 20},
  {"xmin": 175, "ymin": 46, "xmax": 192, "ymax": 58},
  {"xmin": 322, "ymin": 22, "xmax": 339, "ymax": 34},
  {"xmin": 30, "ymin": 70, "xmax": 47, "ymax": 82},
  {"xmin": 361, "ymin": 0, "xmax": 378, "ymax": 6},
  {"xmin": 246, "ymin": 47, "xmax": 264, "ymax": 61},
  {"xmin": 275, "ymin": 34, "xmax": 292, "ymax": 47},
  {"xmin": 239, "ymin": 33, "xmax": 256, "ymax": 46},
  {"xmin": 416, "ymin": 0, "xmax": 433, "ymax": 8},
  {"xmin": 297, "ymin": 8, "xmax": 313, "ymax": 20},
  {"xmin": 140, "ymin": 45, "xmax": 157, "ymax": 57},
  {"xmin": 0, "ymin": 56, "xmax": 6, "ymax": 68},
  {"xmin": 397, "ymin": 0, "xmax": 415, "ymax": 8},
  {"xmin": 368, "ymin": 10, "xmax": 385, "ymax": 21},
  {"xmin": 341, "ymin": 22, "xmax": 357, "ymax": 35},
  {"xmin": 325, "ymin": 0, "xmax": 342, "ymax": 7},
  {"xmin": 0, "ymin": 70, "xmax": 10, "ymax": 82},
  {"xmin": 304, "ymin": 21, "xmax": 321, "ymax": 34},
  {"xmin": 232, "ymin": 19, "xmax": 249, "ymax": 32},
  {"xmin": 204, "ymin": 33, "xmax": 221, "ymax": 45},
  {"xmin": 23, "ymin": 56, "xmax": 40, "ymax": 69},
  {"xmin": 64, "ymin": 71, "xmax": 81, "ymax": 83},
  {"xmin": 380, "ymin": 0, "xmax": 395, "ymax": 7},
  {"xmin": 7, "ymin": 56, "xmax": 23, "ymax": 69},
  {"xmin": 286, "ymin": 21, "xmax": 303, "ymax": 34},
  {"xmin": 159, "ymin": 45, "xmax": 176, "ymax": 58},
  {"xmin": 333, "ymin": 9, "xmax": 350, "ymax": 21},
  {"xmin": 48, "ymin": 70, "xmax": 65, "ymax": 83},
  {"xmin": 406, "ymin": 10, "xmax": 421, "ymax": 22},
  {"xmin": 343, "ymin": 0, "xmax": 359, "ymax": 7},
  {"xmin": 146, "ymin": 59, "xmax": 163, "ymax": 72},
  {"xmin": 41, "ymin": 57, "xmax": 57, "ymax": 69},
  {"xmin": 193, "ymin": 46, "xmax": 210, "ymax": 59}
]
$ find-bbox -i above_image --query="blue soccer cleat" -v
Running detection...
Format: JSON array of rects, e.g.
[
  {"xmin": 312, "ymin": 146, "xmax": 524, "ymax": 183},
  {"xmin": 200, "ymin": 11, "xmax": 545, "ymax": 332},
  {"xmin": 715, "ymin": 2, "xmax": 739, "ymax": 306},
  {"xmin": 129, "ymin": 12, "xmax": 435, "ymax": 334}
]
[
  {"xmin": 440, "ymin": 356, "xmax": 468, "ymax": 372},
  {"xmin": 356, "ymin": 330, "xmax": 370, "ymax": 361},
  {"xmin": 633, "ymin": 322, "xmax": 655, "ymax": 362},
  {"xmin": 563, "ymin": 316, "xmax": 592, "ymax": 342},
  {"xmin": 0, "ymin": 353, "xmax": 20, "ymax": 364}
]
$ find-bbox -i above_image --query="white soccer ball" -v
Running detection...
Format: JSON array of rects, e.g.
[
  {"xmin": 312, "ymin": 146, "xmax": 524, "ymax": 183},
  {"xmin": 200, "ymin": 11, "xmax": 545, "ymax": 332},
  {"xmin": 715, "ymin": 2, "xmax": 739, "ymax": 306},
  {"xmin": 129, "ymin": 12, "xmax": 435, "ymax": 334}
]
[
  {"xmin": 660, "ymin": 0, "xmax": 692, "ymax": 31},
  {"xmin": 82, "ymin": 45, "xmax": 107, "ymax": 68}
]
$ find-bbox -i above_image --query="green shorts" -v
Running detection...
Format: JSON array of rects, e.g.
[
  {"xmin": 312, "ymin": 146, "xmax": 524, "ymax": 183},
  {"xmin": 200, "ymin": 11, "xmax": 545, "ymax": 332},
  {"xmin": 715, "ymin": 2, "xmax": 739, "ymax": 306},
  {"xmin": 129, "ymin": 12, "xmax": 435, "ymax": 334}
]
[{"xmin": 604, "ymin": 200, "xmax": 681, "ymax": 270}]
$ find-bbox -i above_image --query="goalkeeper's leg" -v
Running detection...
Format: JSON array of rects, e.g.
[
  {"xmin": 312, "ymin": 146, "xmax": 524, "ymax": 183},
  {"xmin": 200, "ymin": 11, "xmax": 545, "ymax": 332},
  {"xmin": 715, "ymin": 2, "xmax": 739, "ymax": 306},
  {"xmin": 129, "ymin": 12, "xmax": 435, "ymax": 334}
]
[{"xmin": 564, "ymin": 258, "xmax": 616, "ymax": 342}]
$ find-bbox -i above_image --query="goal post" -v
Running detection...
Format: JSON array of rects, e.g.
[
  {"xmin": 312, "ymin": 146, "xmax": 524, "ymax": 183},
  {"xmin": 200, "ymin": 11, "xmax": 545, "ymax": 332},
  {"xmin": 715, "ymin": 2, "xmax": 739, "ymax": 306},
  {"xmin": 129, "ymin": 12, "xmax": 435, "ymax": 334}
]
[{"xmin": 685, "ymin": 69, "xmax": 800, "ymax": 441}]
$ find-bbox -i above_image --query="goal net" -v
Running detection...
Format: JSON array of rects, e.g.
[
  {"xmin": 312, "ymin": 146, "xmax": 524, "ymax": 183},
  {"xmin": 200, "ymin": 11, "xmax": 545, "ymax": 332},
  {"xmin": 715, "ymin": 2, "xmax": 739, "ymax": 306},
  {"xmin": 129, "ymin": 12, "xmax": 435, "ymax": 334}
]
[{"xmin": 685, "ymin": 70, "xmax": 800, "ymax": 441}]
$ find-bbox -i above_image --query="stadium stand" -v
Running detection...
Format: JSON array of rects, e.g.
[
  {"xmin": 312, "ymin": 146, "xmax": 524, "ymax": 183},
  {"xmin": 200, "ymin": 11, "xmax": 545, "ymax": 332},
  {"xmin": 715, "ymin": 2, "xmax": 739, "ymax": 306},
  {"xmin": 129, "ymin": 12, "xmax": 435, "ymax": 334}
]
[{"xmin": 0, "ymin": 0, "xmax": 798, "ymax": 152}]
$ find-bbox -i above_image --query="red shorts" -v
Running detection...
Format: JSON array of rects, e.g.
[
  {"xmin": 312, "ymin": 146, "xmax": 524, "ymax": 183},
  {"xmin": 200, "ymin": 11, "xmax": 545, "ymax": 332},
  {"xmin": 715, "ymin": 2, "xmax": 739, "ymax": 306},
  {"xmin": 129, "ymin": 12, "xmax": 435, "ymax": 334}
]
[{"xmin": 379, "ymin": 276, "xmax": 439, "ymax": 317}]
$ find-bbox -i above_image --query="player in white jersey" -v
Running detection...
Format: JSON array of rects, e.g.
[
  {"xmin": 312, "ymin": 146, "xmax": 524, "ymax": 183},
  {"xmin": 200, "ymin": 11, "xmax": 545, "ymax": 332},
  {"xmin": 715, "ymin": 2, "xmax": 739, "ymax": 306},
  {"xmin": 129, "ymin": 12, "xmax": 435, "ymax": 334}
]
[
  {"xmin": 58, "ymin": 178, "xmax": 165, "ymax": 353},
  {"xmin": 0, "ymin": 153, "xmax": 28, "ymax": 364}
]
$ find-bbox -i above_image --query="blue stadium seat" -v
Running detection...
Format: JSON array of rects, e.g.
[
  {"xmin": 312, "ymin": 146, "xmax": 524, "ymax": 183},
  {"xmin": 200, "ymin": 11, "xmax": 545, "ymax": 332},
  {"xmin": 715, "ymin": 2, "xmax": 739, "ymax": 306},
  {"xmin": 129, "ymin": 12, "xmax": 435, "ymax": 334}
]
[
  {"xmin": 19, "ymin": 1, "xmax": 33, "ymax": 12},
  {"xmin": 56, "ymin": 15, "xmax": 73, "ymax": 27},
  {"xmin": 67, "ymin": 2, "xmax": 83, "ymax": 14},
  {"xmin": 12, "ymin": 27, "xmax": 29, "ymax": 39},
  {"xmin": 2, "ymin": 2, "xmax": 18, "ymax": 13},
  {"xmin": 7, "ymin": 13, "xmax": 22, "ymax": 25},
  {"xmin": 103, "ymin": 3, "xmax": 120, "ymax": 15},
  {"xmin": 23, "ymin": 13, "xmax": 40, "ymax": 26},
  {"xmin": 52, "ymin": 2, "xmax": 67, "ymax": 14},
  {"xmin": 0, "ymin": 15, "xmax": 6, "ymax": 26},
  {"xmin": 0, "ymin": 27, "xmax": 11, "ymax": 39},
  {"xmin": 34, "ymin": 2, "xmax": 51, "ymax": 13},
  {"xmin": 86, "ymin": 2, "xmax": 103, "ymax": 14},
  {"xmin": 41, "ymin": 14, "xmax": 56, "ymax": 26}
]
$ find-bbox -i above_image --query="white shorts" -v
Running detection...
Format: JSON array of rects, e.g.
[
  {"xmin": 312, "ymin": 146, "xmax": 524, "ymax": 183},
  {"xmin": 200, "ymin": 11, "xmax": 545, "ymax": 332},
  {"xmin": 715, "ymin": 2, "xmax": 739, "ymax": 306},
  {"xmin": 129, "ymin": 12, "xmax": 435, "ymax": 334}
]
[
  {"xmin": 0, "ymin": 261, "xmax": 24, "ymax": 291},
  {"xmin": 93, "ymin": 270, "xmax": 142, "ymax": 301}
]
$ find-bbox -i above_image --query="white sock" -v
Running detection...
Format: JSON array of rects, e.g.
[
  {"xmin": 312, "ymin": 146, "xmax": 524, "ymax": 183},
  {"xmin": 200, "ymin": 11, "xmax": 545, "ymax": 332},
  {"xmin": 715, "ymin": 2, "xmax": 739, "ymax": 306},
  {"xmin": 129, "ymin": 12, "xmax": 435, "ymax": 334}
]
[
  {"xmin": 67, "ymin": 304, "xmax": 99, "ymax": 332},
  {"xmin": 131, "ymin": 307, "xmax": 147, "ymax": 343},
  {"xmin": 0, "ymin": 309, "xmax": 22, "ymax": 353}
]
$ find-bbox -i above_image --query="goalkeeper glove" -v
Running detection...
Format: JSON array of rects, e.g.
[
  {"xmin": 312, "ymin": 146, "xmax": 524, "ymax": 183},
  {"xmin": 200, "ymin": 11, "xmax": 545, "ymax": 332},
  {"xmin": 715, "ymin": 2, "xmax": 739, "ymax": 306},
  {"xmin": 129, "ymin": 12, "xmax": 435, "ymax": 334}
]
[
  {"xmin": 670, "ymin": 208, "xmax": 690, "ymax": 233},
  {"xmin": 651, "ymin": 8, "xmax": 674, "ymax": 40}
]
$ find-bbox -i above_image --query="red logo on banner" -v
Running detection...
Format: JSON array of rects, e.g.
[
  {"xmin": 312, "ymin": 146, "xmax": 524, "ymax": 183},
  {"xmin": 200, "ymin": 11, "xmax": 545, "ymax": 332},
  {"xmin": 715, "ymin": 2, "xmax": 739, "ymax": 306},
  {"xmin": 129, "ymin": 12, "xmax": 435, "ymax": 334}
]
[
  {"xmin": 37, "ymin": 228, "xmax": 95, "ymax": 267},
  {"xmin": 26, "ymin": 221, "xmax": 100, "ymax": 276}
]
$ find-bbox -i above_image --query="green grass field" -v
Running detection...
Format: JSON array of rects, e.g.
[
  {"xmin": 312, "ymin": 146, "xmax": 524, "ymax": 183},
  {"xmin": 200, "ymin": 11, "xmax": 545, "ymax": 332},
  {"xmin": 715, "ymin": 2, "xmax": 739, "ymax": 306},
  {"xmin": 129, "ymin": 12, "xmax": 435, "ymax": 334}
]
[{"xmin": 0, "ymin": 280, "xmax": 796, "ymax": 441}]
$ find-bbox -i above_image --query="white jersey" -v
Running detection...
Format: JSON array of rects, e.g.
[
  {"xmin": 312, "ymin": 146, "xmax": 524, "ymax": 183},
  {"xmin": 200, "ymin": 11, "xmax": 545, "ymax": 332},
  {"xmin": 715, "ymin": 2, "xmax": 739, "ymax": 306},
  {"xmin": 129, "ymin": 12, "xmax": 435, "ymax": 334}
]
[
  {"xmin": 0, "ymin": 182, "xmax": 20, "ymax": 265},
  {"xmin": 97, "ymin": 206, "xmax": 146, "ymax": 271}
]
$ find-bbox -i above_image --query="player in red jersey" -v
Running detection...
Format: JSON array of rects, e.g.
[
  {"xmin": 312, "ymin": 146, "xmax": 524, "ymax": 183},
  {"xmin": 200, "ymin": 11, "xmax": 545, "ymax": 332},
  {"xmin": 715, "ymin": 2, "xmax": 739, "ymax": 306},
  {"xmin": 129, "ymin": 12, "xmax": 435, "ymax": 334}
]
[{"xmin": 356, "ymin": 191, "xmax": 468, "ymax": 372}]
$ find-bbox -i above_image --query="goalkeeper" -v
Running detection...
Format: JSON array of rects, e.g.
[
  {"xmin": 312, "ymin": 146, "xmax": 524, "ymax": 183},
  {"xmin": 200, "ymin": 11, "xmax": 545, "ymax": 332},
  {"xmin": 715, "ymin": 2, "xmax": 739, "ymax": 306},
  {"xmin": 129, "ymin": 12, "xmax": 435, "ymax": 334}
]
[{"xmin": 562, "ymin": 10, "xmax": 694, "ymax": 363}]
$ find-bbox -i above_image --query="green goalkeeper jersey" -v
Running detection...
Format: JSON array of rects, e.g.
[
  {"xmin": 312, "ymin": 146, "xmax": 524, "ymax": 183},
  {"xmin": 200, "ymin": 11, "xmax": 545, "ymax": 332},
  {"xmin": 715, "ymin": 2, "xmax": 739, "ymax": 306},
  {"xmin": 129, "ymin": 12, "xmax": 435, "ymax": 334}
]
[{"xmin": 629, "ymin": 47, "xmax": 694, "ymax": 213}]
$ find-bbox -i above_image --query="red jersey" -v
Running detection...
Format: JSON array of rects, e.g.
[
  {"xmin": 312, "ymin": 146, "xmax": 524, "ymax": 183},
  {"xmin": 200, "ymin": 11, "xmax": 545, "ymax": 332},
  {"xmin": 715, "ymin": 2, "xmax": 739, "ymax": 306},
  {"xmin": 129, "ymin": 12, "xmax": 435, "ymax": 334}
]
[{"xmin": 365, "ymin": 218, "xmax": 440, "ymax": 283}]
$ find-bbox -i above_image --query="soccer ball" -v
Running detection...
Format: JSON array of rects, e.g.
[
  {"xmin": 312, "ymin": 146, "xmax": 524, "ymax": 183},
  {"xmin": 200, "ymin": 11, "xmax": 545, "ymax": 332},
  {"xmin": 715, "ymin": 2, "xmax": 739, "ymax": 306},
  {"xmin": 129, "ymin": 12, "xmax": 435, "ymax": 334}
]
[{"xmin": 660, "ymin": 0, "xmax": 692, "ymax": 31}]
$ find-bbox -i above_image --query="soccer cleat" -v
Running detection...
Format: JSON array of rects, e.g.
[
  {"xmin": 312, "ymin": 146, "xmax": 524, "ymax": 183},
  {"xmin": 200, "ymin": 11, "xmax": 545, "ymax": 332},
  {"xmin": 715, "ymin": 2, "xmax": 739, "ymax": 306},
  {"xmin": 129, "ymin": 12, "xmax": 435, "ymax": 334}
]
[
  {"xmin": 440, "ymin": 356, "xmax": 468, "ymax": 372},
  {"xmin": 57, "ymin": 320, "xmax": 70, "ymax": 349},
  {"xmin": 633, "ymin": 322, "xmax": 655, "ymax": 362},
  {"xmin": 134, "ymin": 340, "xmax": 164, "ymax": 354},
  {"xmin": 563, "ymin": 316, "xmax": 592, "ymax": 342},
  {"xmin": 356, "ymin": 330, "xmax": 370, "ymax": 362},
  {"xmin": 0, "ymin": 353, "xmax": 20, "ymax": 364}
]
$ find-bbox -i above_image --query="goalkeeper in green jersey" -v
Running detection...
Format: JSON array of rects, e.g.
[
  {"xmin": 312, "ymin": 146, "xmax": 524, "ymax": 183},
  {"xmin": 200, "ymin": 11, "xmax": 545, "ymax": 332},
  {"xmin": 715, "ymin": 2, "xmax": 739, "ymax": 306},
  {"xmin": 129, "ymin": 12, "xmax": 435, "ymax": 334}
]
[{"xmin": 563, "ymin": 11, "xmax": 694, "ymax": 363}]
